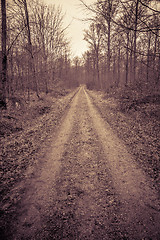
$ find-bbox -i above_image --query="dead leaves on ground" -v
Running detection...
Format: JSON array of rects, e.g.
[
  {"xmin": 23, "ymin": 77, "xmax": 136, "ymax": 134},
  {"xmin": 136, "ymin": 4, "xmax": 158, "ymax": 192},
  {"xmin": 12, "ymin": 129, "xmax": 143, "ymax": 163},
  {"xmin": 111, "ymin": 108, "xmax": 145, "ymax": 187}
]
[
  {"xmin": 0, "ymin": 90, "xmax": 77, "ymax": 201},
  {"xmin": 88, "ymin": 88, "xmax": 160, "ymax": 193}
]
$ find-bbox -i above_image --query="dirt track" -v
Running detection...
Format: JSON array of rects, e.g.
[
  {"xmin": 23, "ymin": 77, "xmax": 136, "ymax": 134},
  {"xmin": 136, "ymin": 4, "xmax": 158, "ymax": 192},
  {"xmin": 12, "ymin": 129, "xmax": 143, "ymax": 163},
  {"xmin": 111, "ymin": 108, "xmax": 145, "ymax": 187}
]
[{"xmin": 4, "ymin": 86, "xmax": 160, "ymax": 239}]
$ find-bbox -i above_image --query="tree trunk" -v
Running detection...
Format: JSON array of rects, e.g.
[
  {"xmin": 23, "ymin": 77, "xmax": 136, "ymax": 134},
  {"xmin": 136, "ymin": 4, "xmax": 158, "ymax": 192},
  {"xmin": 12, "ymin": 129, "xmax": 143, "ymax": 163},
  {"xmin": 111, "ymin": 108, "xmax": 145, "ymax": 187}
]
[
  {"xmin": 112, "ymin": 52, "xmax": 116, "ymax": 85},
  {"xmin": 96, "ymin": 49, "xmax": 101, "ymax": 89},
  {"xmin": 107, "ymin": 16, "xmax": 111, "ymax": 77},
  {"xmin": 125, "ymin": 31, "xmax": 129, "ymax": 86},
  {"xmin": 117, "ymin": 44, "xmax": 121, "ymax": 87},
  {"xmin": 9, "ymin": 51, "xmax": 14, "ymax": 96},
  {"xmin": 93, "ymin": 57, "xmax": 96, "ymax": 88},
  {"xmin": 129, "ymin": 48, "xmax": 133, "ymax": 84},
  {"xmin": 153, "ymin": 30, "xmax": 158, "ymax": 71},
  {"xmin": 147, "ymin": 31, "xmax": 151, "ymax": 82},
  {"xmin": 133, "ymin": 0, "xmax": 139, "ymax": 83},
  {"xmin": 156, "ymin": 40, "xmax": 160, "ymax": 85},
  {"xmin": 1, "ymin": 0, "xmax": 7, "ymax": 109},
  {"xmin": 23, "ymin": 0, "xmax": 39, "ymax": 98}
]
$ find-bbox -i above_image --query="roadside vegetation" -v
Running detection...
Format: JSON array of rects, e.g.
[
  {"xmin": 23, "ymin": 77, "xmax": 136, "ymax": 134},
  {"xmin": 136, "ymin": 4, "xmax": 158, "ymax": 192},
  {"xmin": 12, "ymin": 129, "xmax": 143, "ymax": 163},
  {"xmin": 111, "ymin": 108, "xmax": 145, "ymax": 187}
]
[
  {"xmin": 0, "ymin": 87, "xmax": 77, "ymax": 215},
  {"xmin": 88, "ymin": 84, "xmax": 160, "ymax": 195}
]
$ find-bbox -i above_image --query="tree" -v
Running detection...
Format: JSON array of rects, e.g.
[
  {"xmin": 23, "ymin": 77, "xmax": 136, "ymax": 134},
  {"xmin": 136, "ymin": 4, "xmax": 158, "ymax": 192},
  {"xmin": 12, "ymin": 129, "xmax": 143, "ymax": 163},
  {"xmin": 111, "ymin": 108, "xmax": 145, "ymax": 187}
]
[
  {"xmin": 1, "ymin": 0, "xmax": 7, "ymax": 108},
  {"xmin": 30, "ymin": 1, "xmax": 68, "ymax": 93},
  {"xmin": 84, "ymin": 22, "xmax": 103, "ymax": 88},
  {"xmin": 15, "ymin": 0, "xmax": 40, "ymax": 98},
  {"xmin": 1, "ymin": 0, "xmax": 71, "ymax": 102},
  {"xmin": 96, "ymin": 0, "xmax": 119, "ymax": 78},
  {"xmin": 133, "ymin": 0, "xmax": 139, "ymax": 82},
  {"xmin": 80, "ymin": 0, "xmax": 120, "ymax": 87}
]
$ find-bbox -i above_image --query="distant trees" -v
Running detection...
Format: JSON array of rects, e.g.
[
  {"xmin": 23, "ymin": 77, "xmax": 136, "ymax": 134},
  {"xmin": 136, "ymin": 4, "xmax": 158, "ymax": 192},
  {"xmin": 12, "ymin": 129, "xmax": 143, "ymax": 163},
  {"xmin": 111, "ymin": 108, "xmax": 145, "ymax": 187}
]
[
  {"xmin": 81, "ymin": 0, "xmax": 160, "ymax": 90},
  {"xmin": 84, "ymin": 22, "xmax": 103, "ymax": 88},
  {"xmin": 72, "ymin": 56, "xmax": 83, "ymax": 86},
  {"xmin": 1, "ymin": 0, "xmax": 159, "ymax": 105},
  {"xmin": 0, "ymin": 0, "xmax": 72, "ymax": 108}
]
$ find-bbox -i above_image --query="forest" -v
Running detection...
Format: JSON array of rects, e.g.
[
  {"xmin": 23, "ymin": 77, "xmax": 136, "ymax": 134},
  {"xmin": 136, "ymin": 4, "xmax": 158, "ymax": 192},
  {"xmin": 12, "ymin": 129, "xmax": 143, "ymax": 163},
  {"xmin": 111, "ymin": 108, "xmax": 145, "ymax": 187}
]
[
  {"xmin": 1, "ymin": 1, "xmax": 160, "ymax": 239},
  {"xmin": 81, "ymin": 0, "xmax": 160, "ymax": 91},
  {"xmin": 0, "ymin": 0, "xmax": 160, "ymax": 108},
  {"xmin": 0, "ymin": 0, "xmax": 80, "ymax": 110}
]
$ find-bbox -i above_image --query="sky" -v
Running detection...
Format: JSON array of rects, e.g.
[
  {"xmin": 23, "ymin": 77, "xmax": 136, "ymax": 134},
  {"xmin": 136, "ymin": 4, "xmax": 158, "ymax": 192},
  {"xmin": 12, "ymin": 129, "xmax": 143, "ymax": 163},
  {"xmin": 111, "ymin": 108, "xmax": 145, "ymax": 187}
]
[
  {"xmin": 43, "ymin": 0, "xmax": 95, "ymax": 58},
  {"xmin": 42, "ymin": 0, "xmax": 160, "ymax": 58}
]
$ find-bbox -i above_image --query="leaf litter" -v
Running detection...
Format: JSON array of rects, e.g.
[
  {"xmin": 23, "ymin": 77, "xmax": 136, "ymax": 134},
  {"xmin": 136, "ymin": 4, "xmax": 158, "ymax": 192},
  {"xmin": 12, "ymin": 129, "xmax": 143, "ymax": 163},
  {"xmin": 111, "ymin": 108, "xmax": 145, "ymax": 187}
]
[
  {"xmin": 88, "ymin": 87, "xmax": 160, "ymax": 195},
  {"xmin": 0, "ymin": 88, "xmax": 78, "ymax": 216}
]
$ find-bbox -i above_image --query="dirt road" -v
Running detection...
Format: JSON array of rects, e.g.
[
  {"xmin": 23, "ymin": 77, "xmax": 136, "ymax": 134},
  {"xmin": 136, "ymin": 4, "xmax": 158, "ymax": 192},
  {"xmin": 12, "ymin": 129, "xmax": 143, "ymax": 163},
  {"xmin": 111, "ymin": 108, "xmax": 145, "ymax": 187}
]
[{"xmin": 5, "ymin": 86, "xmax": 160, "ymax": 239}]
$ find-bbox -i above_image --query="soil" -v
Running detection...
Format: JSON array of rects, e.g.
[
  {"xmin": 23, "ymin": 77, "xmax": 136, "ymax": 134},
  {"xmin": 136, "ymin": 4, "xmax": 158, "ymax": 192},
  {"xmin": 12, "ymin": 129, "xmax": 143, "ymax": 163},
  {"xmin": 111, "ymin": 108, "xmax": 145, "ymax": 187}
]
[{"xmin": 0, "ymin": 86, "xmax": 160, "ymax": 239}]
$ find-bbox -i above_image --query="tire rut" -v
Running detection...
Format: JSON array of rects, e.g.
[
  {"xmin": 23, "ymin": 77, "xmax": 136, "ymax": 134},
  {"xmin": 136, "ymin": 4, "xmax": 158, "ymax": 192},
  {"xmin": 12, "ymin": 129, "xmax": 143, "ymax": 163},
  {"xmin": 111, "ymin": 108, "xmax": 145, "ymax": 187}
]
[
  {"xmin": 49, "ymin": 96, "xmax": 121, "ymax": 239},
  {"xmin": 4, "ymin": 86, "xmax": 160, "ymax": 240}
]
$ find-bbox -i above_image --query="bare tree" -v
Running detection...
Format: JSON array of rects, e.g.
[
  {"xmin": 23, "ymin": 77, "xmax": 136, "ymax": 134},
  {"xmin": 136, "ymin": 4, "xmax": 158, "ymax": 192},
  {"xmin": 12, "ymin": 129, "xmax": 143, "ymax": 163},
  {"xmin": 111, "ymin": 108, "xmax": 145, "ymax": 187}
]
[
  {"xmin": 133, "ymin": 0, "xmax": 139, "ymax": 82},
  {"xmin": 84, "ymin": 22, "xmax": 103, "ymax": 88},
  {"xmin": 1, "ymin": 0, "xmax": 71, "ymax": 101},
  {"xmin": 96, "ymin": 0, "xmax": 119, "ymax": 77},
  {"xmin": 23, "ymin": 0, "xmax": 39, "ymax": 98},
  {"xmin": 1, "ymin": 0, "xmax": 7, "ymax": 108},
  {"xmin": 30, "ymin": 1, "xmax": 67, "ymax": 93}
]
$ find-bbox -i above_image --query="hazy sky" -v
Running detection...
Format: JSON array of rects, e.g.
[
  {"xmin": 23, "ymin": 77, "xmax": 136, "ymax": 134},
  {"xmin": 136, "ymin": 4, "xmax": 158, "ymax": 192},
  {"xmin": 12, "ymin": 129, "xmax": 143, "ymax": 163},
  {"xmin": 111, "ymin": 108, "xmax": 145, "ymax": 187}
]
[
  {"xmin": 43, "ymin": 0, "xmax": 95, "ymax": 57},
  {"xmin": 42, "ymin": 1, "xmax": 160, "ymax": 58}
]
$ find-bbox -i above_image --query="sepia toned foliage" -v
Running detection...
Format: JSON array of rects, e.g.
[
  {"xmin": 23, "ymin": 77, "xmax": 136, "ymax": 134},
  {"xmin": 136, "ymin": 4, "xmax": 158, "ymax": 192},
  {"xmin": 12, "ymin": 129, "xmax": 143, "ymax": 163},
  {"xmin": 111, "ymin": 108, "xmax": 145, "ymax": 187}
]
[
  {"xmin": 82, "ymin": 0, "xmax": 160, "ymax": 90},
  {"xmin": 0, "ymin": 0, "xmax": 72, "ymax": 108},
  {"xmin": 1, "ymin": 0, "xmax": 160, "ymax": 107},
  {"xmin": 0, "ymin": 0, "xmax": 7, "ymax": 108}
]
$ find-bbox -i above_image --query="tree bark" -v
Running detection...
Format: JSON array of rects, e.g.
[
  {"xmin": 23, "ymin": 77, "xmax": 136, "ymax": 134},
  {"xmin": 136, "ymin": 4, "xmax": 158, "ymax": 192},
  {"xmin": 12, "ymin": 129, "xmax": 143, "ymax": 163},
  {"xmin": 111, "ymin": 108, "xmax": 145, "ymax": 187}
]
[
  {"xmin": 133, "ymin": 0, "xmax": 139, "ymax": 83},
  {"xmin": 107, "ymin": 1, "xmax": 111, "ymax": 78},
  {"xmin": 23, "ymin": 0, "xmax": 39, "ymax": 98},
  {"xmin": 1, "ymin": 0, "xmax": 7, "ymax": 109},
  {"xmin": 107, "ymin": 21, "xmax": 111, "ymax": 75},
  {"xmin": 156, "ymin": 40, "xmax": 160, "ymax": 85},
  {"xmin": 125, "ymin": 31, "xmax": 129, "ymax": 86},
  {"xmin": 147, "ymin": 31, "xmax": 151, "ymax": 82},
  {"xmin": 117, "ymin": 45, "xmax": 120, "ymax": 87}
]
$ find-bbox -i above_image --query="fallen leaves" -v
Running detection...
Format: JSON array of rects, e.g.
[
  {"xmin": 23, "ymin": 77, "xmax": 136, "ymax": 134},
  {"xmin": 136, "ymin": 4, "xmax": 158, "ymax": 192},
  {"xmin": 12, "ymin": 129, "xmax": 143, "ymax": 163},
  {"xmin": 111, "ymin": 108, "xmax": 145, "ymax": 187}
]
[
  {"xmin": 88, "ymin": 88, "xmax": 160, "ymax": 194},
  {"xmin": 0, "ymin": 89, "xmax": 78, "ymax": 206}
]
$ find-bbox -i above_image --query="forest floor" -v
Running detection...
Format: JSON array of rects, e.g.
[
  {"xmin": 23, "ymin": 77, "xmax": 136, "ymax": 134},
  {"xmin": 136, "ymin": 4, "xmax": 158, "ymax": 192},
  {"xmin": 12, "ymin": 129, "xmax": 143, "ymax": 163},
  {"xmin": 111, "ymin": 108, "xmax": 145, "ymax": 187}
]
[
  {"xmin": 0, "ymin": 87, "xmax": 78, "ymax": 234},
  {"xmin": 88, "ymin": 85, "xmax": 160, "ymax": 194},
  {"xmin": 0, "ymin": 85, "xmax": 160, "ymax": 239}
]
